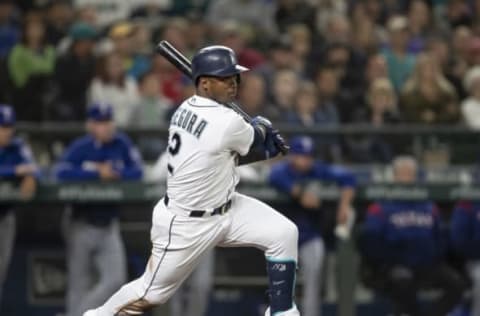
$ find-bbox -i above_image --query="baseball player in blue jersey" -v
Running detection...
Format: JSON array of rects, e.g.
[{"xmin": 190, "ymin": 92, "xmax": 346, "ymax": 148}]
[
  {"xmin": 54, "ymin": 103, "xmax": 143, "ymax": 316},
  {"xmin": 358, "ymin": 156, "xmax": 465, "ymax": 316},
  {"xmin": 269, "ymin": 136, "xmax": 356, "ymax": 316},
  {"xmin": 451, "ymin": 201, "xmax": 480, "ymax": 316},
  {"xmin": 0, "ymin": 104, "xmax": 39, "ymax": 306},
  {"xmin": 84, "ymin": 46, "xmax": 300, "ymax": 316}
]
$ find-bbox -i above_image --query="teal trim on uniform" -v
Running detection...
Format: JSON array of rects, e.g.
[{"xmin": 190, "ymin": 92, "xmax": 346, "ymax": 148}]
[{"xmin": 266, "ymin": 256, "xmax": 297, "ymax": 264}]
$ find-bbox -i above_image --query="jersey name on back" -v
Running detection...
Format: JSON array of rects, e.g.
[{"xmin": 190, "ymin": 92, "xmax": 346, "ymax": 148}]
[{"xmin": 170, "ymin": 108, "xmax": 208, "ymax": 139}]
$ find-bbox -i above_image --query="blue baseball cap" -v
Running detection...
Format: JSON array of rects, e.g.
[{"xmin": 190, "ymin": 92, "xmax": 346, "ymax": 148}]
[
  {"xmin": 289, "ymin": 136, "xmax": 314, "ymax": 155},
  {"xmin": 0, "ymin": 104, "xmax": 15, "ymax": 126},
  {"xmin": 87, "ymin": 103, "xmax": 113, "ymax": 121}
]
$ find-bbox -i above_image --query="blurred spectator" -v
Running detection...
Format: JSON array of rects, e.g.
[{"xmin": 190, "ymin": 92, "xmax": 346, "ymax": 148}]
[
  {"xmin": 286, "ymin": 81, "xmax": 339, "ymax": 127},
  {"xmin": 237, "ymin": 72, "xmax": 267, "ymax": 117},
  {"xmin": 382, "ymin": 15, "xmax": 417, "ymax": 92},
  {"xmin": 7, "ymin": 13, "xmax": 56, "ymax": 121},
  {"xmin": 206, "ymin": 0, "xmax": 276, "ymax": 37},
  {"xmin": 269, "ymin": 135, "xmax": 356, "ymax": 316},
  {"xmin": 406, "ymin": 0, "xmax": 432, "ymax": 54},
  {"xmin": 160, "ymin": 17, "xmax": 189, "ymax": 57},
  {"xmin": 323, "ymin": 13, "xmax": 351, "ymax": 44},
  {"xmin": 88, "ymin": 52, "xmax": 139, "ymax": 127},
  {"xmin": 314, "ymin": 66, "xmax": 349, "ymax": 123},
  {"xmin": 401, "ymin": 53, "xmax": 459, "ymax": 124},
  {"xmin": 0, "ymin": 104, "xmax": 39, "ymax": 306},
  {"xmin": 151, "ymin": 54, "xmax": 184, "ymax": 106},
  {"xmin": 357, "ymin": 156, "xmax": 466, "ymax": 316},
  {"xmin": 54, "ymin": 103, "xmax": 143, "ymax": 316},
  {"xmin": 73, "ymin": 0, "xmax": 133, "ymax": 29},
  {"xmin": 286, "ymin": 23, "xmax": 311, "ymax": 74},
  {"xmin": 461, "ymin": 66, "xmax": 480, "ymax": 129},
  {"xmin": 269, "ymin": 69, "xmax": 299, "ymax": 122},
  {"xmin": 0, "ymin": 0, "xmax": 20, "ymax": 59},
  {"xmin": 275, "ymin": 0, "xmax": 316, "ymax": 34},
  {"xmin": 44, "ymin": 0, "xmax": 74, "ymax": 46},
  {"xmin": 255, "ymin": 37, "xmax": 295, "ymax": 103},
  {"xmin": 75, "ymin": 5, "xmax": 98, "ymax": 28},
  {"xmin": 350, "ymin": 4, "xmax": 382, "ymax": 56},
  {"xmin": 446, "ymin": 0, "xmax": 472, "ymax": 29},
  {"xmin": 54, "ymin": 22, "xmax": 97, "ymax": 121},
  {"xmin": 130, "ymin": 71, "xmax": 172, "ymax": 127},
  {"xmin": 349, "ymin": 78, "xmax": 398, "ymax": 163},
  {"xmin": 315, "ymin": 0, "xmax": 347, "ymax": 34},
  {"xmin": 216, "ymin": 20, "xmax": 265, "ymax": 70},
  {"xmin": 451, "ymin": 200, "xmax": 480, "ymax": 316}
]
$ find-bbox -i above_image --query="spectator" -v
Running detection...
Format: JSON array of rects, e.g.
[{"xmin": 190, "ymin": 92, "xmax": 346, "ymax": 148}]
[
  {"xmin": 275, "ymin": 0, "xmax": 316, "ymax": 34},
  {"xmin": 44, "ymin": 0, "xmax": 74, "ymax": 46},
  {"xmin": 88, "ymin": 52, "xmax": 139, "ymax": 127},
  {"xmin": 73, "ymin": 0, "xmax": 133, "ymax": 29},
  {"xmin": 286, "ymin": 81, "xmax": 339, "ymax": 127},
  {"xmin": 7, "ymin": 13, "xmax": 56, "ymax": 121},
  {"xmin": 382, "ymin": 15, "xmax": 417, "ymax": 92},
  {"xmin": 54, "ymin": 22, "xmax": 97, "ymax": 121},
  {"xmin": 400, "ymin": 53, "xmax": 459, "ymax": 124},
  {"xmin": 216, "ymin": 20, "xmax": 265, "ymax": 70},
  {"xmin": 314, "ymin": 66, "xmax": 349, "ymax": 123},
  {"xmin": 322, "ymin": 13, "xmax": 351, "ymax": 44},
  {"xmin": 0, "ymin": 104, "xmax": 39, "ymax": 306},
  {"xmin": 54, "ymin": 103, "xmax": 143, "ymax": 316},
  {"xmin": 349, "ymin": 78, "xmax": 398, "ymax": 163},
  {"xmin": 286, "ymin": 23, "xmax": 312, "ymax": 75},
  {"xmin": 237, "ymin": 72, "xmax": 267, "ymax": 117},
  {"xmin": 269, "ymin": 135, "xmax": 356, "ymax": 316},
  {"xmin": 451, "ymin": 200, "xmax": 480, "ymax": 316},
  {"xmin": 206, "ymin": 0, "xmax": 276, "ymax": 37},
  {"xmin": 269, "ymin": 69, "xmax": 299, "ymax": 122},
  {"xmin": 255, "ymin": 37, "xmax": 295, "ymax": 103},
  {"xmin": 0, "ymin": 0, "xmax": 20, "ymax": 59},
  {"xmin": 446, "ymin": 0, "xmax": 472, "ymax": 29},
  {"xmin": 130, "ymin": 71, "xmax": 172, "ymax": 127},
  {"xmin": 357, "ymin": 156, "xmax": 466, "ymax": 316},
  {"xmin": 461, "ymin": 66, "xmax": 480, "ymax": 129},
  {"xmin": 407, "ymin": 0, "xmax": 432, "ymax": 54}
]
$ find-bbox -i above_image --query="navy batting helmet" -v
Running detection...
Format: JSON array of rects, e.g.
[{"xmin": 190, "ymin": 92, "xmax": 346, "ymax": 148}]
[{"xmin": 191, "ymin": 45, "xmax": 249, "ymax": 84}]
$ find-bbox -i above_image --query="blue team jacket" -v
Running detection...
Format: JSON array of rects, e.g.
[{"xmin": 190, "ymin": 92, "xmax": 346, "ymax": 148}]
[
  {"xmin": 451, "ymin": 201, "xmax": 480, "ymax": 260},
  {"xmin": 0, "ymin": 137, "xmax": 39, "ymax": 216},
  {"xmin": 361, "ymin": 201, "xmax": 445, "ymax": 267},
  {"xmin": 54, "ymin": 133, "xmax": 143, "ymax": 224},
  {"xmin": 269, "ymin": 161, "xmax": 356, "ymax": 244}
]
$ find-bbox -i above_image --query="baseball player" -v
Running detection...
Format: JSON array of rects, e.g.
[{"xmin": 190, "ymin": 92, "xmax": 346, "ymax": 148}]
[
  {"xmin": 451, "ymin": 201, "xmax": 480, "ymax": 316},
  {"xmin": 269, "ymin": 136, "xmax": 356, "ymax": 316},
  {"xmin": 0, "ymin": 104, "xmax": 39, "ymax": 306},
  {"xmin": 54, "ymin": 103, "xmax": 143, "ymax": 316},
  {"xmin": 84, "ymin": 45, "xmax": 300, "ymax": 316}
]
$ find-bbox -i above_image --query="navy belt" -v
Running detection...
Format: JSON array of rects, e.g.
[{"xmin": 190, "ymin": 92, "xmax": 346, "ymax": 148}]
[{"xmin": 164, "ymin": 194, "xmax": 231, "ymax": 217}]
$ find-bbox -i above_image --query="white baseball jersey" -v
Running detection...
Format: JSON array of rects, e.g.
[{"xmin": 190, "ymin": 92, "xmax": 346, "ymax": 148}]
[{"xmin": 166, "ymin": 95, "xmax": 254, "ymax": 211}]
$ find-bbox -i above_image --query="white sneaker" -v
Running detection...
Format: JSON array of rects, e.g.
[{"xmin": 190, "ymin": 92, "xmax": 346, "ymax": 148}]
[
  {"xmin": 83, "ymin": 310, "xmax": 96, "ymax": 316},
  {"xmin": 265, "ymin": 304, "xmax": 300, "ymax": 316}
]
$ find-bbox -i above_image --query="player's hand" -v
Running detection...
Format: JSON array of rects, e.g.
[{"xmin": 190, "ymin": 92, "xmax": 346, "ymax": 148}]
[
  {"xmin": 336, "ymin": 203, "xmax": 351, "ymax": 225},
  {"xmin": 19, "ymin": 175, "xmax": 36, "ymax": 200},
  {"xmin": 97, "ymin": 163, "xmax": 120, "ymax": 180},
  {"xmin": 15, "ymin": 164, "xmax": 37, "ymax": 176},
  {"xmin": 270, "ymin": 129, "xmax": 289, "ymax": 155},
  {"xmin": 300, "ymin": 191, "xmax": 320, "ymax": 209}
]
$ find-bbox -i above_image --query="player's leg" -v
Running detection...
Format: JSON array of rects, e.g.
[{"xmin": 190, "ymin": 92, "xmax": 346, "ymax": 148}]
[
  {"xmin": 469, "ymin": 261, "xmax": 480, "ymax": 316},
  {"xmin": 0, "ymin": 211, "xmax": 15, "ymax": 305},
  {"xmin": 66, "ymin": 221, "xmax": 96, "ymax": 316},
  {"xmin": 76, "ymin": 220, "xmax": 127, "ymax": 315},
  {"xmin": 220, "ymin": 193, "xmax": 299, "ymax": 316},
  {"xmin": 299, "ymin": 238, "xmax": 324, "ymax": 316},
  {"xmin": 85, "ymin": 200, "xmax": 227, "ymax": 315}
]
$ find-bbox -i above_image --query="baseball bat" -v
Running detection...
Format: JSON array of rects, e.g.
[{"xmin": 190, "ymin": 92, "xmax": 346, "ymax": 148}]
[{"xmin": 155, "ymin": 40, "xmax": 289, "ymax": 155}]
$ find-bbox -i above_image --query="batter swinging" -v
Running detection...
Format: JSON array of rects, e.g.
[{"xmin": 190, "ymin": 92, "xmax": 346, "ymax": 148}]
[{"xmin": 84, "ymin": 45, "xmax": 300, "ymax": 316}]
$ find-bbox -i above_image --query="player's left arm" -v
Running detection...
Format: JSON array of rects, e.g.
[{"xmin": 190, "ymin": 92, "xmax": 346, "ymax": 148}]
[{"xmin": 237, "ymin": 116, "xmax": 287, "ymax": 165}]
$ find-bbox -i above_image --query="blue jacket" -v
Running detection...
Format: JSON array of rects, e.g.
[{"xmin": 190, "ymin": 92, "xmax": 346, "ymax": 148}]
[
  {"xmin": 361, "ymin": 201, "xmax": 445, "ymax": 267},
  {"xmin": 451, "ymin": 201, "xmax": 480, "ymax": 260},
  {"xmin": 55, "ymin": 133, "xmax": 143, "ymax": 224},
  {"xmin": 269, "ymin": 160, "xmax": 356, "ymax": 244},
  {"xmin": 0, "ymin": 137, "xmax": 39, "ymax": 215}
]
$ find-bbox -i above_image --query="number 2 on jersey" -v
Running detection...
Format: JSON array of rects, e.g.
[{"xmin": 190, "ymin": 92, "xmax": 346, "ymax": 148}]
[{"xmin": 167, "ymin": 132, "xmax": 181, "ymax": 174}]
